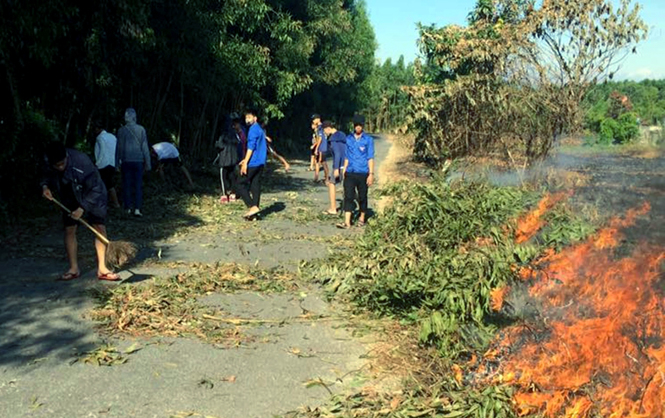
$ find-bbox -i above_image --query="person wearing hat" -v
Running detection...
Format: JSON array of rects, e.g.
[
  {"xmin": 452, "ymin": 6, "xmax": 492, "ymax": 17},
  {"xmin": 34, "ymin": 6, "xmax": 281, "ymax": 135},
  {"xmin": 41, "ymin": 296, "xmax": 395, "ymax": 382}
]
[
  {"xmin": 311, "ymin": 114, "xmax": 330, "ymax": 183},
  {"xmin": 337, "ymin": 115, "xmax": 374, "ymax": 229},
  {"xmin": 322, "ymin": 120, "xmax": 347, "ymax": 215}
]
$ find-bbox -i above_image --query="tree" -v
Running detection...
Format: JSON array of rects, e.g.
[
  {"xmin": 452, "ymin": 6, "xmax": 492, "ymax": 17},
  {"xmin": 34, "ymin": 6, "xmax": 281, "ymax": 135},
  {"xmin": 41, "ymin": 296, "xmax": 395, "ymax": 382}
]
[{"xmin": 407, "ymin": 0, "xmax": 647, "ymax": 165}]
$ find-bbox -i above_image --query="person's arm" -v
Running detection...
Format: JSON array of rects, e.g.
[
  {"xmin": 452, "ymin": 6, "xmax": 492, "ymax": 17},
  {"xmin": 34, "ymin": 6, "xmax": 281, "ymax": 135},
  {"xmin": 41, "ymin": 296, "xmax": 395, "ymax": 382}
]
[
  {"xmin": 367, "ymin": 135, "xmax": 375, "ymax": 185},
  {"xmin": 266, "ymin": 136, "xmax": 273, "ymax": 144},
  {"xmin": 40, "ymin": 156, "xmax": 55, "ymax": 200},
  {"xmin": 141, "ymin": 128, "xmax": 151, "ymax": 171}
]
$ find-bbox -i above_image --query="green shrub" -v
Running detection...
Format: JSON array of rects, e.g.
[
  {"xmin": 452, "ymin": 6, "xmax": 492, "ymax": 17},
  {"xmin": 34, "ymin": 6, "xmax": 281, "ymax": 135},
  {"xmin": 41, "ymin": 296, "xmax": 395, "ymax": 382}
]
[
  {"xmin": 615, "ymin": 112, "xmax": 640, "ymax": 144},
  {"xmin": 598, "ymin": 118, "xmax": 619, "ymax": 145}
]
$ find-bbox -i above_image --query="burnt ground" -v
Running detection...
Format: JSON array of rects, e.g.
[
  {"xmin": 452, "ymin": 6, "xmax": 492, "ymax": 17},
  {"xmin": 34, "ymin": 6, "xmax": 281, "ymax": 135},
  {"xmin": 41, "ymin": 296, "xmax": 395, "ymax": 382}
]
[
  {"xmin": 0, "ymin": 137, "xmax": 390, "ymax": 418},
  {"xmin": 548, "ymin": 149, "xmax": 665, "ymax": 245}
]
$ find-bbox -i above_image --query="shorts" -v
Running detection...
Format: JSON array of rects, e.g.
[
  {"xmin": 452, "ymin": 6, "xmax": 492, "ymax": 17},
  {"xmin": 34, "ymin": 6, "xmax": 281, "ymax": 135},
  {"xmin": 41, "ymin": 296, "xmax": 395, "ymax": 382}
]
[
  {"xmin": 310, "ymin": 146, "xmax": 317, "ymax": 157},
  {"xmin": 99, "ymin": 166, "xmax": 116, "ymax": 190},
  {"xmin": 317, "ymin": 149, "xmax": 330, "ymax": 162},
  {"xmin": 160, "ymin": 157, "xmax": 182, "ymax": 167},
  {"xmin": 60, "ymin": 186, "xmax": 106, "ymax": 228}
]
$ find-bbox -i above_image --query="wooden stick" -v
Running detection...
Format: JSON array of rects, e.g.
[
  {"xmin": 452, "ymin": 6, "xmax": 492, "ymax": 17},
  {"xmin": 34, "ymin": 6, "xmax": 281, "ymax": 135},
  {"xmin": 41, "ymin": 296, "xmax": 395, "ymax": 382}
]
[{"xmin": 50, "ymin": 197, "xmax": 110, "ymax": 245}]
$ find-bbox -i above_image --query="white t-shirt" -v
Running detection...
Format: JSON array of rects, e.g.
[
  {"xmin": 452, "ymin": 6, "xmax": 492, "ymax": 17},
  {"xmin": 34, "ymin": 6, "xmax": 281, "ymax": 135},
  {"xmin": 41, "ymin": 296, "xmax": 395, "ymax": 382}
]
[
  {"xmin": 95, "ymin": 130, "xmax": 117, "ymax": 168},
  {"xmin": 152, "ymin": 142, "xmax": 180, "ymax": 160}
]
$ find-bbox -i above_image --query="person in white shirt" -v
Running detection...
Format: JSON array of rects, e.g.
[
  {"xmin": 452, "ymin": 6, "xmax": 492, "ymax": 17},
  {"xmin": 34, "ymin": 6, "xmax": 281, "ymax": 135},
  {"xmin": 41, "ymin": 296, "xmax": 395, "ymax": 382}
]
[
  {"xmin": 94, "ymin": 121, "xmax": 120, "ymax": 208},
  {"xmin": 150, "ymin": 141, "xmax": 194, "ymax": 188}
]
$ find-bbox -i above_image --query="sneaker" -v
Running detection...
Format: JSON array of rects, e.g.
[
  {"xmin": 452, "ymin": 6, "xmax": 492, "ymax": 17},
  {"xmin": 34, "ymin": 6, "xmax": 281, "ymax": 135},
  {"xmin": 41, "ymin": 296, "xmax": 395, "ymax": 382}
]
[
  {"xmin": 219, "ymin": 196, "xmax": 229, "ymax": 204},
  {"xmin": 229, "ymin": 194, "xmax": 237, "ymax": 202},
  {"xmin": 133, "ymin": 209, "xmax": 143, "ymax": 217},
  {"xmin": 126, "ymin": 209, "xmax": 132, "ymax": 215}
]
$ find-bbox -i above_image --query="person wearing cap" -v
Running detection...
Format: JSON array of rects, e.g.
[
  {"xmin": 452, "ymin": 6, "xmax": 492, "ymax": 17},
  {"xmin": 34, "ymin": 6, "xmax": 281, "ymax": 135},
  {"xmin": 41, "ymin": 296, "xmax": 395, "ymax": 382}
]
[
  {"xmin": 322, "ymin": 120, "xmax": 347, "ymax": 215},
  {"xmin": 337, "ymin": 115, "xmax": 374, "ymax": 229},
  {"xmin": 236, "ymin": 108, "xmax": 268, "ymax": 218},
  {"xmin": 311, "ymin": 114, "xmax": 330, "ymax": 183}
]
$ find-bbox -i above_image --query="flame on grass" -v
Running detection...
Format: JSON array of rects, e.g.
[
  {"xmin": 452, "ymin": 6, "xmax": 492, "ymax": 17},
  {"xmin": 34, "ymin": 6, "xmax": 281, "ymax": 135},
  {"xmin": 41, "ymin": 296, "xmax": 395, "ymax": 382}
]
[
  {"xmin": 492, "ymin": 202, "xmax": 665, "ymax": 417},
  {"xmin": 515, "ymin": 192, "xmax": 571, "ymax": 244}
]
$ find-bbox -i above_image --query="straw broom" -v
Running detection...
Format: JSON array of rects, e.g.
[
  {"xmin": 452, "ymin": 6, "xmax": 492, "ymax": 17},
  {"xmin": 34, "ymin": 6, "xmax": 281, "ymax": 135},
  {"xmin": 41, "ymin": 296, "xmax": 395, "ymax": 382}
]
[{"xmin": 50, "ymin": 197, "xmax": 137, "ymax": 268}]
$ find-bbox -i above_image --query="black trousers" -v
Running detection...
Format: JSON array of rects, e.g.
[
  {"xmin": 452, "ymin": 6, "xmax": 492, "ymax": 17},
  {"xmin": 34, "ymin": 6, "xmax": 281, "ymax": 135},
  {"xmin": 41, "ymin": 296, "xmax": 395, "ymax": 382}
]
[
  {"xmin": 220, "ymin": 165, "xmax": 237, "ymax": 196},
  {"xmin": 236, "ymin": 165, "xmax": 264, "ymax": 208},
  {"xmin": 343, "ymin": 172, "xmax": 369, "ymax": 213}
]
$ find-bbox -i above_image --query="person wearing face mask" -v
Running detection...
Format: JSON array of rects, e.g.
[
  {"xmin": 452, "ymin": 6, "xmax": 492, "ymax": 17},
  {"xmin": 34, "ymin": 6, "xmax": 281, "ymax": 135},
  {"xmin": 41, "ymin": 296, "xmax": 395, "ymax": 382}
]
[{"xmin": 236, "ymin": 108, "xmax": 268, "ymax": 219}]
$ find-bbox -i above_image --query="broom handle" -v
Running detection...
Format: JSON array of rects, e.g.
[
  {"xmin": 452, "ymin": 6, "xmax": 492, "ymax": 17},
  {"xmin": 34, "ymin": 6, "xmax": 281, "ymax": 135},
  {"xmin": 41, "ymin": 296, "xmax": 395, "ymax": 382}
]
[{"xmin": 50, "ymin": 197, "xmax": 111, "ymax": 246}]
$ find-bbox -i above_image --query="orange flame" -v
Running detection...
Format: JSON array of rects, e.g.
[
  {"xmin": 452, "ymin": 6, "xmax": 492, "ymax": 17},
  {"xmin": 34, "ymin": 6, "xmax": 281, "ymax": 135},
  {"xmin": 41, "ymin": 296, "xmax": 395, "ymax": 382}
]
[
  {"xmin": 491, "ymin": 202, "xmax": 665, "ymax": 417},
  {"xmin": 515, "ymin": 192, "xmax": 571, "ymax": 244}
]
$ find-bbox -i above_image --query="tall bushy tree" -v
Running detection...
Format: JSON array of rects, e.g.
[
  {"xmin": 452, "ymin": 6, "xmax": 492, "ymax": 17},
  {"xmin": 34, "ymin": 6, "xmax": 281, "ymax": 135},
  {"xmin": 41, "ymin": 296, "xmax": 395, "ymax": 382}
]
[{"xmin": 408, "ymin": 0, "xmax": 647, "ymax": 164}]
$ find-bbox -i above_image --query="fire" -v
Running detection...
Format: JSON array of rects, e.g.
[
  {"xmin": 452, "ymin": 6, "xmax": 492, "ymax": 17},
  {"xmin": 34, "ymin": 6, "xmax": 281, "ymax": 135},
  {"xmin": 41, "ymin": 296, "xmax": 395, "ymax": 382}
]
[
  {"xmin": 492, "ymin": 202, "xmax": 665, "ymax": 417},
  {"xmin": 515, "ymin": 192, "xmax": 571, "ymax": 244}
]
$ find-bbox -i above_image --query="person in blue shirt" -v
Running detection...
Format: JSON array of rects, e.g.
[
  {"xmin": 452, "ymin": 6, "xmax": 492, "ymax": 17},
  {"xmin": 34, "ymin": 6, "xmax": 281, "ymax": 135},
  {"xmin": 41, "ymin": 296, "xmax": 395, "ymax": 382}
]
[
  {"xmin": 311, "ymin": 114, "xmax": 330, "ymax": 183},
  {"xmin": 337, "ymin": 115, "xmax": 374, "ymax": 229},
  {"xmin": 322, "ymin": 120, "xmax": 347, "ymax": 215},
  {"xmin": 236, "ymin": 109, "xmax": 268, "ymax": 218}
]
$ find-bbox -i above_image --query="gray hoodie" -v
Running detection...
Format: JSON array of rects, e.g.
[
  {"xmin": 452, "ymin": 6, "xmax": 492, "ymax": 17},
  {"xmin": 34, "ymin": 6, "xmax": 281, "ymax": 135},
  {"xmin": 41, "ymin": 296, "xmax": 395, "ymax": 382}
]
[{"xmin": 116, "ymin": 108, "xmax": 151, "ymax": 170}]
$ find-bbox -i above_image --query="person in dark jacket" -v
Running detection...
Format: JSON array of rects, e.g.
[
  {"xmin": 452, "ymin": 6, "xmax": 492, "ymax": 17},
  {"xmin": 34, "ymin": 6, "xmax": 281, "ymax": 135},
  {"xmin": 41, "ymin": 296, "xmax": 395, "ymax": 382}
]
[
  {"xmin": 41, "ymin": 142, "xmax": 120, "ymax": 281},
  {"xmin": 215, "ymin": 129, "xmax": 240, "ymax": 204},
  {"xmin": 116, "ymin": 108, "xmax": 151, "ymax": 217}
]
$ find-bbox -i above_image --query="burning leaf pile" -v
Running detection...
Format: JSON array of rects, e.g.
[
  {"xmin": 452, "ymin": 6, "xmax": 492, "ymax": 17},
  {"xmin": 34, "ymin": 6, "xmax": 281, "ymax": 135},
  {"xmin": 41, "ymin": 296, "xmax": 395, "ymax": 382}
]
[
  {"xmin": 486, "ymin": 202, "xmax": 665, "ymax": 417},
  {"xmin": 92, "ymin": 262, "xmax": 297, "ymax": 344}
]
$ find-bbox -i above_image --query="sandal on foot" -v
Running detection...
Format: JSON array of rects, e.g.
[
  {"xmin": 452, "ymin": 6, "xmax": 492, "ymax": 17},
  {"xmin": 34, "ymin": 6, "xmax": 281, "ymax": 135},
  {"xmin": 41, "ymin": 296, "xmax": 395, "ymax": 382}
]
[
  {"xmin": 323, "ymin": 210, "xmax": 338, "ymax": 215},
  {"xmin": 243, "ymin": 209, "xmax": 260, "ymax": 219},
  {"xmin": 98, "ymin": 272, "xmax": 121, "ymax": 281},
  {"xmin": 57, "ymin": 271, "xmax": 80, "ymax": 281},
  {"xmin": 336, "ymin": 223, "xmax": 351, "ymax": 229},
  {"xmin": 357, "ymin": 220, "xmax": 366, "ymax": 227}
]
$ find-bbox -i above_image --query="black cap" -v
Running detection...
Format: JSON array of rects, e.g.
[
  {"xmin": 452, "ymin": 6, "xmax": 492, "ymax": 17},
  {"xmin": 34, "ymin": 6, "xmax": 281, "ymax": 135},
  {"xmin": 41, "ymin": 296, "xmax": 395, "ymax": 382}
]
[
  {"xmin": 311, "ymin": 114, "xmax": 321, "ymax": 121},
  {"xmin": 321, "ymin": 120, "xmax": 334, "ymax": 129},
  {"xmin": 353, "ymin": 115, "xmax": 365, "ymax": 126}
]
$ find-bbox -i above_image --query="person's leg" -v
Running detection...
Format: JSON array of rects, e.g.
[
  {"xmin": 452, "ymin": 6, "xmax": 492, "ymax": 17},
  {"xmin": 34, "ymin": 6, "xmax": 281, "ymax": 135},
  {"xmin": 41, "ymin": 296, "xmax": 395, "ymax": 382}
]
[
  {"xmin": 92, "ymin": 224, "xmax": 110, "ymax": 275},
  {"xmin": 321, "ymin": 157, "xmax": 330, "ymax": 184},
  {"xmin": 248, "ymin": 165, "xmax": 263, "ymax": 209},
  {"xmin": 122, "ymin": 163, "xmax": 133, "ymax": 211},
  {"xmin": 109, "ymin": 187, "xmax": 120, "ymax": 208},
  {"xmin": 340, "ymin": 175, "xmax": 355, "ymax": 227},
  {"xmin": 135, "ymin": 162, "xmax": 144, "ymax": 211},
  {"xmin": 180, "ymin": 165, "xmax": 194, "ymax": 188},
  {"xmin": 357, "ymin": 174, "xmax": 369, "ymax": 224},
  {"xmin": 314, "ymin": 152, "xmax": 321, "ymax": 182},
  {"xmin": 235, "ymin": 169, "xmax": 253, "ymax": 208},
  {"xmin": 64, "ymin": 225, "xmax": 79, "ymax": 274}
]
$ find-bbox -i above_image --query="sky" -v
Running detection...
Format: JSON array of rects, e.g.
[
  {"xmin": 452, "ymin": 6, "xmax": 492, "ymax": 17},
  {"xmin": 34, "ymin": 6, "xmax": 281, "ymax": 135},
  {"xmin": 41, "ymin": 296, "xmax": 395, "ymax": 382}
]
[{"xmin": 364, "ymin": 0, "xmax": 665, "ymax": 81}]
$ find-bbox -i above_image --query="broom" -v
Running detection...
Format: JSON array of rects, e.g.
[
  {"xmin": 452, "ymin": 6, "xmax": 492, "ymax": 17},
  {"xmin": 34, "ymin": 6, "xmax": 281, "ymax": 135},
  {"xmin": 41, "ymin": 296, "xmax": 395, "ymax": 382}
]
[{"xmin": 50, "ymin": 197, "xmax": 137, "ymax": 268}]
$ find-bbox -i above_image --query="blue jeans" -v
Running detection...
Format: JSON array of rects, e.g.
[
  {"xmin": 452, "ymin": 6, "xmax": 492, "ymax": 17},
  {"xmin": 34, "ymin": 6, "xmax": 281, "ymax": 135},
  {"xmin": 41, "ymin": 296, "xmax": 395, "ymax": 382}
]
[{"xmin": 122, "ymin": 162, "xmax": 144, "ymax": 210}]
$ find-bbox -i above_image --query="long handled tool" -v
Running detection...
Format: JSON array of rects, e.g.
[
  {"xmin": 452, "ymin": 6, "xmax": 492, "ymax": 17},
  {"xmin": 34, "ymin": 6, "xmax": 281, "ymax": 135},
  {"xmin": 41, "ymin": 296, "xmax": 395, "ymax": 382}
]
[{"xmin": 50, "ymin": 197, "xmax": 137, "ymax": 268}]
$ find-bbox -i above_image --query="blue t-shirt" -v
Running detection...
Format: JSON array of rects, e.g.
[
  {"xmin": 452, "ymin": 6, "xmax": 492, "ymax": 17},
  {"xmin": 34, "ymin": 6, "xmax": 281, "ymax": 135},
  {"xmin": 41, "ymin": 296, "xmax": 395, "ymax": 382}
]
[
  {"xmin": 246, "ymin": 123, "xmax": 267, "ymax": 167},
  {"xmin": 345, "ymin": 133, "xmax": 374, "ymax": 174},
  {"xmin": 329, "ymin": 131, "xmax": 347, "ymax": 170},
  {"xmin": 317, "ymin": 125, "xmax": 328, "ymax": 153}
]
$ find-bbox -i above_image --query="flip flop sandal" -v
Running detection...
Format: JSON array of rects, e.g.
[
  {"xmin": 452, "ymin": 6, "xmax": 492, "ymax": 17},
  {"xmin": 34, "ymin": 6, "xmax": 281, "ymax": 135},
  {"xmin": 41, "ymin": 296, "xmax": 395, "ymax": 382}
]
[
  {"xmin": 323, "ymin": 210, "xmax": 338, "ymax": 215},
  {"xmin": 357, "ymin": 220, "xmax": 366, "ymax": 227},
  {"xmin": 243, "ymin": 210, "xmax": 260, "ymax": 220},
  {"xmin": 98, "ymin": 272, "xmax": 121, "ymax": 281},
  {"xmin": 57, "ymin": 271, "xmax": 80, "ymax": 281},
  {"xmin": 336, "ymin": 223, "xmax": 350, "ymax": 229}
]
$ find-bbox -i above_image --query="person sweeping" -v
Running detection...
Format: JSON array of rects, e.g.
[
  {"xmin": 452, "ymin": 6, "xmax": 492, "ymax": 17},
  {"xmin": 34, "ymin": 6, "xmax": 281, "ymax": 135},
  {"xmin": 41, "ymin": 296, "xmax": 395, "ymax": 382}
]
[{"xmin": 41, "ymin": 142, "xmax": 125, "ymax": 281}]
